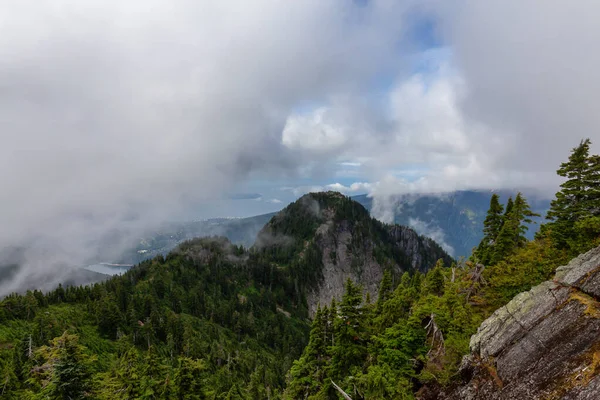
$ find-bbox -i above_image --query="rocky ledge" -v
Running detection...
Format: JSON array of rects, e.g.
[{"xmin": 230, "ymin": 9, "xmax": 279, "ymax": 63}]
[{"xmin": 428, "ymin": 245, "xmax": 600, "ymax": 399}]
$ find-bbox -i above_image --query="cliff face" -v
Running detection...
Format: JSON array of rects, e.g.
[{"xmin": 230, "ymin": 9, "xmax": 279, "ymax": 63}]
[
  {"xmin": 255, "ymin": 192, "xmax": 453, "ymax": 316},
  {"xmin": 428, "ymin": 245, "xmax": 600, "ymax": 400}
]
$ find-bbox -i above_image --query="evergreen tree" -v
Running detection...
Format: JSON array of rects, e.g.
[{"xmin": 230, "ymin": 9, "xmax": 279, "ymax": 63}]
[
  {"xmin": 286, "ymin": 306, "xmax": 331, "ymax": 399},
  {"xmin": 475, "ymin": 194, "xmax": 504, "ymax": 264},
  {"xmin": 546, "ymin": 138, "xmax": 600, "ymax": 248},
  {"xmin": 504, "ymin": 197, "xmax": 514, "ymax": 221},
  {"xmin": 493, "ymin": 193, "xmax": 539, "ymax": 263},
  {"xmin": 175, "ymin": 358, "xmax": 207, "ymax": 399},
  {"xmin": 375, "ymin": 270, "xmax": 393, "ymax": 311},
  {"xmin": 331, "ymin": 279, "xmax": 367, "ymax": 381},
  {"xmin": 42, "ymin": 333, "xmax": 93, "ymax": 400},
  {"xmin": 423, "ymin": 259, "xmax": 445, "ymax": 296}
]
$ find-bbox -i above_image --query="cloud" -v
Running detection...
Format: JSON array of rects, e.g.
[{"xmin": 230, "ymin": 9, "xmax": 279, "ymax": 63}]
[
  {"xmin": 284, "ymin": 182, "xmax": 373, "ymax": 198},
  {"xmin": 280, "ymin": 2, "xmax": 600, "ymax": 202},
  {"xmin": 326, "ymin": 182, "xmax": 373, "ymax": 193},
  {"xmin": 282, "ymin": 108, "xmax": 349, "ymax": 153},
  {"xmin": 408, "ymin": 217, "xmax": 455, "ymax": 256},
  {"xmin": 0, "ymin": 0, "xmax": 415, "ymax": 295},
  {"xmin": 267, "ymin": 198, "xmax": 283, "ymax": 204}
]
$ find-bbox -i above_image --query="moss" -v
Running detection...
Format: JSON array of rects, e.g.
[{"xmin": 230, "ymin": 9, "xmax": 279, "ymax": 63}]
[
  {"xmin": 542, "ymin": 337, "xmax": 600, "ymax": 399},
  {"xmin": 568, "ymin": 290, "xmax": 600, "ymax": 318}
]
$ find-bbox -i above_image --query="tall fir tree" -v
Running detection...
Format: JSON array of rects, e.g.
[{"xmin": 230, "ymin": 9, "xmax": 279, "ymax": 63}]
[
  {"xmin": 285, "ymin": 305, "xmax": 331, "ymax": 399},
  {"xmin": 475, "ymin": 194, "xmax": 504, "ymax": 264},
  {"xmin": 375, "ymin": 270, "xmax": 393, "ymax": 311},
  {"xmin": 545, "ymin": 138, "xmax": 600, "ymax": 248},
  {"xmin": 331, "ymin": 279, "xmax": 368, "ymax": 382},
  {"xmin": 493, "ymin": 193, "xmax": 539, "ymax": 263},
  {"xmin": 423, "ymin": 259, "xmax": 446, "ymax": 296}
]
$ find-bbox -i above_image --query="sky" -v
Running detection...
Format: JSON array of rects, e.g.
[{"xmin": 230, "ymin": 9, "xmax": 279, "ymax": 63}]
[{"xmin": 1, "ymin": 0, "xmax": 600, "ymax": 294}]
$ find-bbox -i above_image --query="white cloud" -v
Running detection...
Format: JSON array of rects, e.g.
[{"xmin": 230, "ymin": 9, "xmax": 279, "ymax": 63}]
[
  {"xmin": 268, "ymin": 198, "xmax": 283, "ymax": 204},
  {"xmin": 282, "ymin": 108, "xmax": 348, "ymax": 153},
  {"xmin": 408, "ymin": 217, "xmax": 455, "ymax": 256},
  {"xmin": 339, "ymin": 161, "xmax": 361, "ymax": 167},
  {"xmin": 325, "ymin": 182, "xmax": 373, "ymax": 193}
]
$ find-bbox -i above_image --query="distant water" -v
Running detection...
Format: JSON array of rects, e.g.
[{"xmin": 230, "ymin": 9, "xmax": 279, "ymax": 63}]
[{"xmin": 83, "ymin": 263, "xmax": 132, "ymax": 276}]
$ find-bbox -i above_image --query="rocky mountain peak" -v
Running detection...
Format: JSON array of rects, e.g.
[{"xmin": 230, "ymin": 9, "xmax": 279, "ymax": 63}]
[{"xmin": 254, "ymin": 191, "xmax": 453, "ymax": 316}]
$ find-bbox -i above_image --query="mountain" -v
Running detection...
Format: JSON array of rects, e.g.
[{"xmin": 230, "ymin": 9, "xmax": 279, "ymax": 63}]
[
  {"xmin": 0, "ymin": 192, "xmax": 451, "ymax": 398},
  {"xmin": 119, "ymin": 213, "xmax": 276, "ymax": 264},
  {"xmin": 255, "ymin": 192, "xmax": 452, "ymax": 315},
  {"xmin": 427, "ymin": 245, "xmax": 600, "ymax": 400},
  {"xmin": 123, "ymin": 190, "xmax": 548, "ymax": 267},
  {"xmin": 353, "ymin": 190, "xmax": 550, "ymax": 258}
]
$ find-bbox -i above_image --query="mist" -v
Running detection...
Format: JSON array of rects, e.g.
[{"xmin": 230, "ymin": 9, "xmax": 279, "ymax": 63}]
[{"xmin": 0, "ymin": 0, "xmax": 413, "ymax": 296}]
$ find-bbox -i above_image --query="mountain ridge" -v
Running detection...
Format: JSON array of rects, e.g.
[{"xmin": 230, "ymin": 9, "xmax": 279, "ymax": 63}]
[{"xmin": 254, "ymin": 191, "xmax": 452, "ymax": 315}]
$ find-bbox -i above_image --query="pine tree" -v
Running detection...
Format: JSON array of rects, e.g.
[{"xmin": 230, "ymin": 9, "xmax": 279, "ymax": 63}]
[
  {"xmin": 285, "ymin": 306, "xmax": 330, "ymax": 399},
  {"xmin": 375, "ymin": 270, "xmax": 393, "ymax": 311},
  {"xmin": 584, "ymin": 154, "xmax": 600, "ymax": 214},
  {"xmin": 504, "ymin": 197, "xmax": 514, "ymax": 221},
  {"xmin": 511, "ymin": 193, "xmax": 540, "ymax": 243},
  {"xmin": 423, "ymin": 259, "xmax": 445, "ymax": 296},
  {"xmin": 175, "ymin": 357, "xmax": 207, "ymax": 399},
  {"xmin": 43, "ymin": 333, "xmax": 93, "ymax": 400},
  {"xmin": 493, "ymin": 193, "xmax": 539, "ymax": 263},
  {"xmin": 546, "ymin": 138, "xmax": 592, "ymax": 245},
  {"xmin": 475, "ymin": 194, "xmax": 504, "ymax": 264},
  {"xmin": 331, "ymin": 279, "xmax": 367, "ymax": 381}
]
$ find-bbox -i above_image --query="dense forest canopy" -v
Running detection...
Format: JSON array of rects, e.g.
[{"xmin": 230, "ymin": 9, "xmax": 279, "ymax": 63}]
[{"xmin": 1, "ymin": 139, "xmax": 599, "ymax": 399}]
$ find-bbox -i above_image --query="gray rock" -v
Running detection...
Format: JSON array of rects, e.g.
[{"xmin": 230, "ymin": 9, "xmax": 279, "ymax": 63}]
[
  {"xmin": 432, "ymin": 245, "xmax": 600, "ymax": 400},
  {"xmin": 470, "ymin": 281, "xmax": 570, "ymax": 358}
]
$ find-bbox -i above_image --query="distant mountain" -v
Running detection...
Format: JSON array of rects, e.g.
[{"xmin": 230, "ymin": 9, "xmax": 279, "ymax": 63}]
[
  {"xmin": 122, "ymin": 190, "xmax": 550, "ymax": 265},
  {"xmin": 353, "ymin": 190, "xmax": 550, "ymax": 258},
  {"xmin": 119, "ymin": 213, "xmax": 275, "ymax": 264}
]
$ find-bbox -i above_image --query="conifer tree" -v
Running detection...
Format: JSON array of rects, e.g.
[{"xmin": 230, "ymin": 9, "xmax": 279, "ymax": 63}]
[
  {"xmin": 504, "ymin": 197, "xmax": 514, "ymax": 221},
  {"xmin": 546, "ymin": 138, "xmax": 598, "ymax": 247},
  {"xmin": 41, "ymin": 333, "xmax": 93, "ymax": 400},
  {"xmin": 285, "ymin": 305, "xmax": 331, "ymax": 399},
  {"xmin": 423, "ymin": 259, "xmax": 445, "ymax": 296},
  {"xmin": 175, "ymin": 357, "xmax": 207, "ymax": 399},
  {"xmin": 331, "ymin": 279, "xmax": 367, "ymax": 381},
  {"xmin": 375, "ymin": 270, "xmax": 393, "ymax": 310},
  {"xmin": 493, "ymin": 193, "xmax": 539, "ymax": 263},
  {"xmin": 475, "ymin": 194, "xmax": 504, "ymax": 264}
]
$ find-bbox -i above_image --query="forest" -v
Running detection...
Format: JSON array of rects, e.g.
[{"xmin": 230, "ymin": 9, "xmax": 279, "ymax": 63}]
[{"xmin": 0, "ymin": 139, "xmax": 599, "ymax": 399}]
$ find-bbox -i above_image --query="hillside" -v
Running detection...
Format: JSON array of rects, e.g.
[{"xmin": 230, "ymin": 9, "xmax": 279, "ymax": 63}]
[
  {"xmin": 119, "ymin": 213, "xmax": 276, "ymax": 265},
  {"xmin": 284, "ymin": 140, "xmax": 600, "ymax": 399},
  {"xmin": 0, "ymin": 192, "xmax": 451, "ymax": 399}
]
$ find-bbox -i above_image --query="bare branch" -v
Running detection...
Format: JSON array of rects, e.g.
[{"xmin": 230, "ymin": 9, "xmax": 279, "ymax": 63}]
[{"xmin": 331, "ymin": 380, "xmax": 353, "ymax": 400}]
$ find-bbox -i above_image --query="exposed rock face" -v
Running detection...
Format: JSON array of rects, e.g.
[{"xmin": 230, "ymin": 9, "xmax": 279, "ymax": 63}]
[
  {"xmin": 388, "ymin": 225, "xmax": 452, "ymax": 273},
  {"xmin": 430, "ymin": 246, "xmax": 600, "ymax": 400},
  {"xmin": 306, "ymin": 217, "xmax": 384, "ymax": 316}
]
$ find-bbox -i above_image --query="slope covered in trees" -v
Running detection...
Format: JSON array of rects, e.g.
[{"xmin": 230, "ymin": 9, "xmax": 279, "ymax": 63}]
[
  {"xmin": 0, "ymin": 140, "xmax": 598, "ymax": 399},
  {"xmin": 286, "ymin": 139, "xmax": 600, "ymax": 399},
  {"xmin": 0, "ymin": 193, "xmax": 450, "ymax": 399},
  {"xmin": 0, "ymin": 237, "xmax": 312, "ymax": 398}
]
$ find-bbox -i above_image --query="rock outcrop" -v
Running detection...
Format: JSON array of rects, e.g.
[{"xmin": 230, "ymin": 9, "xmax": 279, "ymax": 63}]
[{"xmin": 430, "ymin": 245, "xmax": 600, "ymax": 400}]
